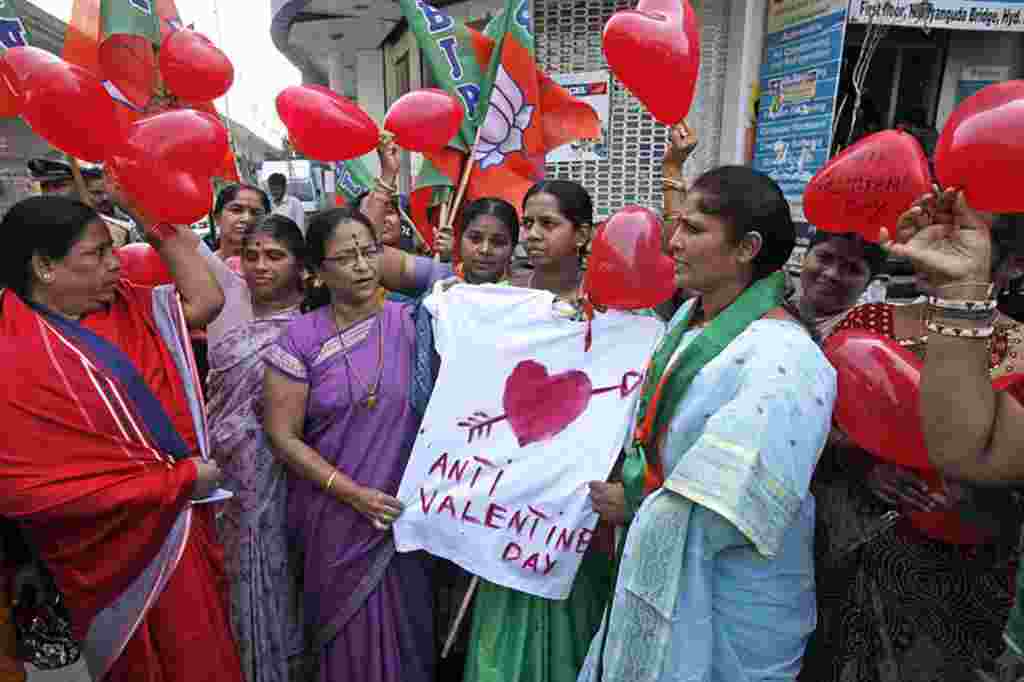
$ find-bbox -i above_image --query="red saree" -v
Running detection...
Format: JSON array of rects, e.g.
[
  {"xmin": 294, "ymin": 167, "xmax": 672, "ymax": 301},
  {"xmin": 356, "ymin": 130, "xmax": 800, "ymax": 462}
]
[{"xmin": 0, "ymin": 283, "xmax": 242, "ymax": 682}]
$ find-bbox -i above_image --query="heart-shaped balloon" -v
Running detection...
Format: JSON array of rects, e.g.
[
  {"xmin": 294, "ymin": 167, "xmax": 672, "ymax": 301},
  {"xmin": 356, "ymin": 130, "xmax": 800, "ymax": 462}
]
[
  {"xmin": 824, "ymin": 329, "xmax": 932, "ymax": 470},
  {"xmin": 116, "ymin": 110, "xmax": 230, "ymax": 177},
  {"xmin": 934, "ymin": 80, "xmax": 1024, "ymax": 213},
  {"xmin": 503, "ymin": 360, "xmax": 593, "ymax": 447},
  {"xmin": 107, "ymin": 111, "xmax": 228, "ymax": 224},
  {"xmin": 804, "ymin": 130, "xmax": 932, "ymax": 243},
  {"xmin": 383, "ymin": 89, "xmax": 463, "ymax": 152},
  {"xmin": 159, "ymin": 29, "xmax": 234, "ymax": 104},
  {"xmin": 117, "ymin": 243, "xmax": 172, "ymax": 286},
  {"xmin": 276, "ymin": 85, "xmax": 379, "ymax": 161},
  {"xmin": 0, "ymin": 59, "xmax": 18, "ymax": 118},
  {"xmin": 584, "ymin": 205, "xmax": 677, "ymax": 309},
  {"xmin": 0, "ymin": 47, "xmax": 61, "ymax": 106},
  {"xmin": 18, "ymin": 59, "xmax": 120, "ymax": 162},
  {"xmin": 99, "ymin": 32, "xmax": 157, "ymax": 108},
  {"xmin": 602, "ymin": 0, "xmax": 700, "ymax": 125}
]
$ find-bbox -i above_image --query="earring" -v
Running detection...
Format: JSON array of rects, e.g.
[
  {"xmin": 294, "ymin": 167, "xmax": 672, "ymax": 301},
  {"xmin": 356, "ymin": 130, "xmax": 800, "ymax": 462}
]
[{"xmin": 41, "ymin": 273, "xmax": 53, "ymax": 282}]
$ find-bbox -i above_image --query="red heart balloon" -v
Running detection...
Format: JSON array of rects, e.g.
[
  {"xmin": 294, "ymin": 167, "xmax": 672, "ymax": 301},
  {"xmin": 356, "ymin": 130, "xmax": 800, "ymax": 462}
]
[
  {"xmin": 934, "ymin": 80, "xmax": 1024, "ymax": 213},
  {"xmin": 116, "ymin": 110, "xmax": 229, "ymax": 177},
  {"xmin": 602, "ymin": 0, "xmax": 700, "ymax": 125},
  {"xmin": 383, "ymin": 89, "xmax": 463, "ymax": 152},
  {"xmin": 19, "ymin": 59, "xmax": 120, "ymax": 162},
  {"xmin": 0, "ymin": 47, "xmax": 60, "ymax": 107},
  {"xmin": 804, "ymin": 130, "xmax": 932, "ymax": 243},
  {"xmin": 824, "ymin": 329, "xmax": 932, "ymax": 470},
  {"xmin": 276, "ymin": 85, "xmax": 379, "ymax": 162},
  {"xmin": 117, "ymin": 243, "xmax": 172, "ymax": 286},
  {"xmin": 99, "ymin": 33, "xmax": 157, "ymax": 108},
  {"xmin": 159, "ymin": 29, "xmax": 234, "ymax": 104},
  {"xmin": 503, "ymin": 360, "xmax": 593, "ymax": 447},
  {"xmin": 584, "ymin": 205, "xmax": 676, "ymax": 309},
  {"xmin": 0, "ymin": 57, "xmax": 19, "ymax": 118},
  {"xmin": 107, "ymin": 111, "xmax": 228, "ymax": 224}
]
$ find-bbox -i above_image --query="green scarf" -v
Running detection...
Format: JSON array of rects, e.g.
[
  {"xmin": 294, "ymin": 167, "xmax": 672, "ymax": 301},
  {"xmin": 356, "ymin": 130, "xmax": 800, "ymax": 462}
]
[{"xmin": 622, "ymin": 271, "xmax": 786, "ymax": 516}]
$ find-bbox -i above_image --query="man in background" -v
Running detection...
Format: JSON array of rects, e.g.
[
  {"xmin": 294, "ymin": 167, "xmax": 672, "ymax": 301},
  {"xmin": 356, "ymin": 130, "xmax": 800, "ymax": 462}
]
[{"xmin": 267, "ymin": 172, "xmax": 305, "ymax": 234}]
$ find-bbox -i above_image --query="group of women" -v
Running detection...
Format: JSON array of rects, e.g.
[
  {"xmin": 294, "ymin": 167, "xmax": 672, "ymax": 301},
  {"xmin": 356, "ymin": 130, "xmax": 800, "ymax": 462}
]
[{"xmin": 0, "ymin": 118, "xmax": 1021, "ymax": 682}]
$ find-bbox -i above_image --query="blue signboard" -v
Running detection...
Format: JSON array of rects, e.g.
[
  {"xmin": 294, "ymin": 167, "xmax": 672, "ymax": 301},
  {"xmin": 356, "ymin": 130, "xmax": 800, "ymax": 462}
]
[{"xmin": 753, "ymin": 0, "xmax": 848, "ymax": 219}]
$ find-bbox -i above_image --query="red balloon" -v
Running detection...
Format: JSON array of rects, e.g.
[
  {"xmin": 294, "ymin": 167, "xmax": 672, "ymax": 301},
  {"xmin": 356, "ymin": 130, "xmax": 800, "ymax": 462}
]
[
  {"xmin": 19, "ymin": 59, "xmax": 120, "ymax": 162},
  {"xmin": 584, "ymin": 206, "xmax": 676, "ymax": 309},
  {"xmin": 384, "ymin": 89, "xmax": 463, "ymax": 152},
  {"xmin": 117, "ymin": 243, "xmax": 172, "ymax": 286},
  {"xmin": 99, "ymin": 33, "xmax": 157, "ymax": 108},
  {"xmin": 804, "ymin": 130, "xmax": 932, "ymax": 243},
  {"xmin": 0, "ymin": 47, "xmax": 60, "ymax": 107},
  {"xmin": 159, "ymin": 29, "xmax": 234, "ymax": 104},
  {"xmin": 117, "ymin": 110, "xmax": 229, "ymax": 177},
  {"xmin": 107, "ymin": 111, "xmax": 228, "ymax": 224},
  {"xmin": 0, "ymin": 57, "xmax": 18, "ymax": 118},
  {"xmin": 276, "ymin": 85, "xmax": 379, "ymax": 161},
  {"xmin": 603, "ymin": 0, "xmax": 700, "ymax": 125},
  {"xmin": 934, "ymin": 80, "xmax": 1024, "ymax": 213},
  {"xmin": 824, "ymin": 329, "xmax": 932, "ymax": 470}
]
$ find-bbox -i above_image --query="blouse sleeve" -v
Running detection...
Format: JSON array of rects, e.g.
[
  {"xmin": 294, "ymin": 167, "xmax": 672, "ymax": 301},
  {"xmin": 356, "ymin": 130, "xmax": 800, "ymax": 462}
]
[
  {"xmin": 407, "ymin": 256, "xmax": 454, "ymax": 297},
  {"xmin": 264, "ymin": 321, "xmax": 310, "ymax": 383},
  {"xmin": 662, "ymin": 323, "xmax": 837, "ymax": 557}
]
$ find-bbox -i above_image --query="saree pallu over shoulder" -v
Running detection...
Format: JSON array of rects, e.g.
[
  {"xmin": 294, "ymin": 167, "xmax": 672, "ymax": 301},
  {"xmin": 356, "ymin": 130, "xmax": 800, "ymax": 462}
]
[{"xmin": 0, "ymin": 287, "xmax": 204, "ymax": 680}]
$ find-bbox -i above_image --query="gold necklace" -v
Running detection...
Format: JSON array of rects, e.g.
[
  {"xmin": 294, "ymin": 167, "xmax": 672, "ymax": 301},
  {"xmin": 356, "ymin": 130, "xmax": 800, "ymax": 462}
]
[{"xmin": 334, "ymin": 311, "xmax": 384, "ymax": 409}]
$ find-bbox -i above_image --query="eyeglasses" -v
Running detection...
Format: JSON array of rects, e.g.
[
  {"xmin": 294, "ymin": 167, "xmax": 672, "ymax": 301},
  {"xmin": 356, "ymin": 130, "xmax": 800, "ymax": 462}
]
[
  {"xmin": 224, "ymin": 204, "xmax": 267, "ymax": 219},
  {"xmin": 322, "ymin": 244, "xmax": 381, "ymax": 268}
]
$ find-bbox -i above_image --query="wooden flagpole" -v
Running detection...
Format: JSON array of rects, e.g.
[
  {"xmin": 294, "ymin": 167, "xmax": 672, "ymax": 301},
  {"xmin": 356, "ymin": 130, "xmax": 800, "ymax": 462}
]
[{"xmin": 441, "ymin": 576, "xmax": 479, "ymax": 659}]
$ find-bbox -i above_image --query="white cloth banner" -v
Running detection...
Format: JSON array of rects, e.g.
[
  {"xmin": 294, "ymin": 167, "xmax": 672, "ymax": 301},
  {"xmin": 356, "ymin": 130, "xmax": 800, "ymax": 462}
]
[{"xmin": 393, "ymin": 285, "xmax": 664, "ymax": 600}]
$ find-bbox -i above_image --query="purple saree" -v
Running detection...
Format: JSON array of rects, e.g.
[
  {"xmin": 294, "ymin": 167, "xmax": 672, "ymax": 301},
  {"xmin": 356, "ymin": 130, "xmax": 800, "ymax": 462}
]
[
  {"xmin": 265, "ymin": 301, "xmax": 434, "ymax": 682},
  {"xmin": 208, "ymin": 296, "xmax": 304, "ymax": 682}
]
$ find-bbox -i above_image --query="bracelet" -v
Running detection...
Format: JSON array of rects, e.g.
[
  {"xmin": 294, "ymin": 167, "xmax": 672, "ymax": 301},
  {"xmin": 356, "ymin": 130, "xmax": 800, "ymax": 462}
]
[
  {"xmin": 928, "ymin": 295, "xmax": 997, "ymax": 313},
  {"xmin": 926, "ymin": 319, "xmax": 994, "ymax": 338},
  {"xmin": 324, "ymin": 470, "xmax": 339, "ymax": 493}
]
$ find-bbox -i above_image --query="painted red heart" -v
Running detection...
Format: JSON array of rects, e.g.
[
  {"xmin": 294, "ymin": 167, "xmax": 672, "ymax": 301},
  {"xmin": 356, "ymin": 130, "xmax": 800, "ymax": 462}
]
[
  {"xmin": 384, "ymin": 88, "xmax": 463, "ymax": 152},
  {"xmin": 276, "ymin": 85, "xmax": 379, "ymax": 162},
  {"xmin": 503, "ymin": 360, "xmax": 593, "ymax": 448},
  {"xmin": 804, "ymin": 130, "xmax": 932, "ymax": 243},
  {"xmin": 934, "ymin": 80, "xmax": 1024, "ymax": 213},
  {"xmin": 585, "ymin": 205, "xmax": 676, "ymax": 309},
  {"xmin": 602, "ymin": 0, "xmax": 700, "ymax": 125}
]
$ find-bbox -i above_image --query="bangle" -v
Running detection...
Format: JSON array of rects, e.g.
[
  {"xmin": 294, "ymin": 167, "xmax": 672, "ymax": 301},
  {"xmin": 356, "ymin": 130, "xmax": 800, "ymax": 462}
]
[
  {"xmin": 324, "ymin": 470, "xmax": 339, "ymax": 493},
  {"xmin": 926, "ymin": 319, "xmax": 994, "ymax": 339}
]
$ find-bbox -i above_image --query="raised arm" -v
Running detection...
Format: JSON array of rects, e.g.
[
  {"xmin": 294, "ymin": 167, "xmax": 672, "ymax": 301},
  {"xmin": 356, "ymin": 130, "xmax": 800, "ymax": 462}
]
[
  {"xmin": 661, "ymin": 121, "xmax": 698, "ymax": 249},
  {"xmin": 884, "ymin": 190, "xmax": 1024, "ymax": 483},
  {"xmin": 148, "ymin": 222, "xmax": 224, "ymax": 328}
]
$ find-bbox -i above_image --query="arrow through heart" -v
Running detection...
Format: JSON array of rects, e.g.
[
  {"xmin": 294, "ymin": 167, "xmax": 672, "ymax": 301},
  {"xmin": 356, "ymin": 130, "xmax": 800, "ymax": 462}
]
[{"xmin": 457, "ymin": 361, "xmax": 642, "ymax": 446}]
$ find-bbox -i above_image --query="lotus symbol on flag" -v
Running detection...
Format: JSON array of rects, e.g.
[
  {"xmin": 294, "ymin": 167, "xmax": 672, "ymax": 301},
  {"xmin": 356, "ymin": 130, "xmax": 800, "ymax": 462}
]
[{"xmin": 474, "ymin": 65, "xmax": 534, "ymax": 169}]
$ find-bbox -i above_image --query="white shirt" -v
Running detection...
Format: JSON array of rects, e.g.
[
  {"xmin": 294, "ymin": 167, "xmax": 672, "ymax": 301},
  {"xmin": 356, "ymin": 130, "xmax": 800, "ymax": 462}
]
[{"xmin": 272, "ymin": 194, "xmax": 306, "ymax": 234}]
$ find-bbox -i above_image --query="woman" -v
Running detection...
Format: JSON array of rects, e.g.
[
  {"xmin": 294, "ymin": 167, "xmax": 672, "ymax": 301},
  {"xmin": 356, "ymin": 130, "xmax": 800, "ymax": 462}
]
[
  {"xmin": 263, "ymin": 208, "xmax": 434, "ymax": 682},
  {"xmin": 796, "ymin": 231, "xmax": 887, "ymax": 337},
  {"xmin": 205, "ymin": 215, "xmax": 307, "ymax": 682},
  {"xmin": 882, "ymin": 190, "xmax": 1024, "ymax": 679},
  {"xmin": 801, "ymin": 195, "xmax": 1024, "ymax": 682},
  {"xmin": 213, "ymin": 184, "xmax": 272, "ymax": 260},
  {"xmin": 579, "ymin": 166, "xmax": 836, "ymax": 682},
  {"xmin": 457, "ymin": 179, "xmax": 618, "ymax": 682},
  {"xmin": 0, "ymin": 196, "xmax": 240, "ymax": 681}
]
